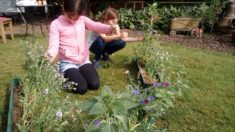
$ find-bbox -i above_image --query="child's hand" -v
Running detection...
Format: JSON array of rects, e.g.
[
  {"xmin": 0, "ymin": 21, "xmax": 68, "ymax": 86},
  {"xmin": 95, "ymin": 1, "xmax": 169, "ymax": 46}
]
[
  {"xmin": 111, "ymin": 24, "xmax": 120, "ymax": 36},
  {"xmin": 44, "ymin": 52, "xmax": 54, "ymax": 62},
  {"xmin": 139, "ymin": 36, "xmax": 144, "ymax": 41}
]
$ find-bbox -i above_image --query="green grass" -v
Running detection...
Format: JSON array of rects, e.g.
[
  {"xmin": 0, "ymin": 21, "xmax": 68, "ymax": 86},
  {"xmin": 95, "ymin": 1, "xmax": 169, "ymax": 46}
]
[
  {"xmin": 159, "ymin": 44, "xmax": 235, "ymax": 132},
  {"xmin": 0, "ymin": 35, "xmax": 235, "ymax": 131},
  {"xmin": 0, "ymin": 34, "xmax": 46, "ymax": 129},
  {"xmin": 0, "ymin": 36, "xmax": 26, "ymax": 129}
]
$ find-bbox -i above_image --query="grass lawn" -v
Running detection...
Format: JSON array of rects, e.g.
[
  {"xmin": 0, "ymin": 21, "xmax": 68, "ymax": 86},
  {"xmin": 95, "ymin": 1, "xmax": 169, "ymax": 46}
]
[
  {"xmin": 0, "ymin": 34, "xmax": 234, "ymax": 131},
  {"xmin": 159, "ymin": 43, "xmax": 235, "ymax": 131}
]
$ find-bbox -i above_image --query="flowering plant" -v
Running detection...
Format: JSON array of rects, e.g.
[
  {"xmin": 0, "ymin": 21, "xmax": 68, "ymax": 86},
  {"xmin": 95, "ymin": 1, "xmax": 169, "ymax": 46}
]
[
  {"xmin": 78, "ymin": 80, "xmax": 183, "ymax": 131},
  {"xmin": 17, "ymin": 43, "xmax": 84, "ymax": 131}
]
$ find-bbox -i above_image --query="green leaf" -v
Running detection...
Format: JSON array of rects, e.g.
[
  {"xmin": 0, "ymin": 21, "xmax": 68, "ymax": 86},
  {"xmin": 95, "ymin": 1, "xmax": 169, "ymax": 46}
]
[
  {"xmin": 101, "ymin": 86, "xmax": 114, "ymax": 97},
  {"xmin": 167, "ymin": 91, "xmax": 175, "ymax": 95},
  {"xmin": 93, "ymin": 96, "xmax": 102, "ymax": 102},
  {"xmin": 85, "ymin": 124, "xmax": 100, "ymax": 132},
  {"xmin": 78, "ymin": 99, "xmax": 97, "ymax": 112},
  {"xmin": 111, "ymin": 101, "xmax": 126, "ymax": 114},
  {"xmin": 114, "ymin": 115, "xmax": 128, "ymax": 130},
  {"xmin": 119, "ymin": 98, "xmax": 139, "ymax": 109},
  {"xmin": 89, "ymin": 102, "xmax": 106, "ymax": 115},
  {"xmin": 102, "ymin": 124, "xmax": 118, "ymax": 132}
]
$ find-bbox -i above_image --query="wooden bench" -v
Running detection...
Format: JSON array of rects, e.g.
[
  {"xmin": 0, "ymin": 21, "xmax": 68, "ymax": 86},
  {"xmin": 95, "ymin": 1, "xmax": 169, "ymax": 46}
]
[{"xmin": 0, "ymin": 17, "xmax": 14, "ymax": 44}]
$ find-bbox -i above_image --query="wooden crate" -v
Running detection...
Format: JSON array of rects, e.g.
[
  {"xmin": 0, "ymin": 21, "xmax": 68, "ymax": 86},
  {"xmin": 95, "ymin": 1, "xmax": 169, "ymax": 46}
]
[{"xmin": 170, "ymin": 17, "xmax": 200, "ymax": 35}]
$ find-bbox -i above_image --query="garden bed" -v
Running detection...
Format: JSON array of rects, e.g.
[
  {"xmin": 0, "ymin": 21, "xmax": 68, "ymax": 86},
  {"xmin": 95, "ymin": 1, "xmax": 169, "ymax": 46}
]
[
  {"xmin": 137, "ymin": 62, "xmax": 157, "ymax": 86},
  {"xmin": 159, "ymin": 34, "xmax": 235, "ymax": 54},
  {"xmin": 7, "ymin": 78, "xmax": 21, "ymax": 132}
]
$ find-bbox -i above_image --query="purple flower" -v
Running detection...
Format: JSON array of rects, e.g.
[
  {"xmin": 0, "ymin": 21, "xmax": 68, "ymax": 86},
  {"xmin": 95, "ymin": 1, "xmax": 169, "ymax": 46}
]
[
  {"xmin": 144, "ymin": 99, "xmax": 149, "ymax": 104},
  {"xmin": 162, "ymin": 81, "xmax": 170, "ymax": 88},
  {"xmin": 140, "ymin": 99, "xmax": 144, "ymax": 104},
  {"xmin": 93, "ymin": 119, "xmax": 101, "ymax": 127},
  {"xmin": 140, "ymin": 99, "xmax": 149, "ymax": 105},
  {"xmin": 133, "ymin": 89, "xmax": 139, "ymax": 95},
  {"xmin": 148, "ymin": 96, "xmax": 155, "ymax": 101},
  {"xmin": 152, "ymin": 82, "xmax": 161, "ymax": 87}
]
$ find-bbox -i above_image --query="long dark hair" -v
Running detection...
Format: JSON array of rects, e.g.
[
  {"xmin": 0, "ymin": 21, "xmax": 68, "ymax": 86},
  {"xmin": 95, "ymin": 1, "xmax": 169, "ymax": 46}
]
[{"xmin": 63, "ymin": 0, "xmax": 84, "ymax": 16}]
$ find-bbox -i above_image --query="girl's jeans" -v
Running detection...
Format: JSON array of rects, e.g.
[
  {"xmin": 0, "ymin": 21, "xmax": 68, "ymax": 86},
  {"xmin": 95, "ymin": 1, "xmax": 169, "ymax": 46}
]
[{"xmin": 89, "ymin": 37, "xmax": 126, "ymax": 61}]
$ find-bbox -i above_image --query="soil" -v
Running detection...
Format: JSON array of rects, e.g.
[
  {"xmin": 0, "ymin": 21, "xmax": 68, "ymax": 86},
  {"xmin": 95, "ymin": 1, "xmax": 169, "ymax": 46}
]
[
  {"xmin": 159, "ymin": 34, "xmax": 235, "ymax": 55},
  {"xmin": 13, "ymin": 86, "xmax": 22, "ymax": 132},
  {"xmin": 123, "ymin": 29, "xmax": 235, "ymax": 55}
]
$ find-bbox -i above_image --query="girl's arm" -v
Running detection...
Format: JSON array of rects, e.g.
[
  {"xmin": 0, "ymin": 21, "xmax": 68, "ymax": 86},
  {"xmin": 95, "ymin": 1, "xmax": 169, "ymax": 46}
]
[
  {"xmin": 82, "ymin": 16, "xmax": 112, "ymax": 34},
  {"xmin": 99, "ymin": 31, "xmax": 144, "ymax": 43},
  {"xmin": 120, "ymin": 31, "xmax": 144, "ymax": 42},
  {"xmin": 121, "ymin": 37, "xmax": 144, "ymax": 43},
  {"xmin": 99, "ymin": 33, "xmax": 121, "ymax": 42},
  {"xmin": 45, "ymin": 21, "xmax": 59, "ymax": 62}
]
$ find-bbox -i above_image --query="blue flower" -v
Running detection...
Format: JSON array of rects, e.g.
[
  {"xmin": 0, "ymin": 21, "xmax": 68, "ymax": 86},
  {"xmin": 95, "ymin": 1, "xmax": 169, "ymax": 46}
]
[
  {"xmin": 140, "ymin": 99, "xmax": 144, "ymax": 104},
  {"xmin": 93, "ymin": 119, "xmax": 101, "ymax": 127},
  {"xmin": 152, "ymin": 82, "xmax": 161, "ymax": 87},
  {"xmin": 148, "ymin": 96, "xmax": 155, "ymax": 101},
  {"xmin": 133, "ymin": 89, "xmax": 139, "ymax": 95}
]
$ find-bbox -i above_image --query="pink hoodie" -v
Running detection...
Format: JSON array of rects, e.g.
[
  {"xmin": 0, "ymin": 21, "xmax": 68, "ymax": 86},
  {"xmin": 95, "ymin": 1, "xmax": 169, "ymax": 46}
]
[{"xmin": 46, "ymin": 15, "xmax": 112, "ymax": 64}]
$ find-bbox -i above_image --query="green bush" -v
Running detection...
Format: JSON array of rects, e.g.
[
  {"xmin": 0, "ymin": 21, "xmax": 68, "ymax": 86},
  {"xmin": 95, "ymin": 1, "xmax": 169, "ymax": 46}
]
[{"xmin": 118, "ymin": 1, "xmax": 229, "ymax": 32}]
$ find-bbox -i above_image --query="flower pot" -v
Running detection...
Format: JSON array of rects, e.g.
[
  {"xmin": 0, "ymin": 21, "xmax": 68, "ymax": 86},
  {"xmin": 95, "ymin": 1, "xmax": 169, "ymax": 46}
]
[{"xmin": 170, "ymin": 17, "xmax": 201, "ymax": 35}]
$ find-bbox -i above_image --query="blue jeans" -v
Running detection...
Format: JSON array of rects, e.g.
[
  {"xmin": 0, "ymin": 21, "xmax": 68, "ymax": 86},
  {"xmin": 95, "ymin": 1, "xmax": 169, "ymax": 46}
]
[{"xmin": 89, "ymin": 37, "xmax": 126, "ymax": 61}]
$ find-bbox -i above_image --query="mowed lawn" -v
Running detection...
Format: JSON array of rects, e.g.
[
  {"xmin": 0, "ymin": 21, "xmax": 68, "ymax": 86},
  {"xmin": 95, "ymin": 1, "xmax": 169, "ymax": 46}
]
[{"xmin": 0, "ymin": 34, "xmax": 235, "ymax": 131}]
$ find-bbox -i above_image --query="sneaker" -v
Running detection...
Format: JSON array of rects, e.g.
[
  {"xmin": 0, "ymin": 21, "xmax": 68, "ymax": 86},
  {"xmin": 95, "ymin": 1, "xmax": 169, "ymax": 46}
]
[
  {"xmin": 92, "ymin": 60, "xmax": 100, "ymax": 69},
  {"xmin": 101, "ymin": 54, "xmax": 111, "ymax": 61}
]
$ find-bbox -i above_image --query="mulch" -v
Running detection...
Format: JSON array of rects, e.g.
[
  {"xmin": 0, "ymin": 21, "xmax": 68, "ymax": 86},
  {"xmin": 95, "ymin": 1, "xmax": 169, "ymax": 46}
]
[
  {"xmin": 123, "ymin": 29, "xmax": 235, "ymax": 55},
  {"xmin": 159, "ymin": 34, "xmax": 235, "ymax": 55}
]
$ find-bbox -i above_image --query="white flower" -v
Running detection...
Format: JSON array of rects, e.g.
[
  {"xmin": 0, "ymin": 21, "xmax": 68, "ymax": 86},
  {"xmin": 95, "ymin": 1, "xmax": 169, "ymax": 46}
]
[
  {"xmin": 43, "ymin": 88, "xmax": 49, "ymax": 95},
  {"xmin": 62, "ymin": 121, "xmax": 68, "ymax": 126},
  {"xmin": 125, "ymin": 70, "xmax": 129, "ymax": 74},
  {"xmin": 56, "ymin": 111, "xmax": 63, "ymax": 119}
]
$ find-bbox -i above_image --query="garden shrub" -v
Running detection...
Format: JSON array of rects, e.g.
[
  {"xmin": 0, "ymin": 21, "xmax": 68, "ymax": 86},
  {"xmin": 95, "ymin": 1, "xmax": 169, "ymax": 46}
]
[
  {"xmin": 118, "ymin": 3, "xmax": 158, "ymax": 30},
  {"xmin": 118, "ymin": 1, "xmax": 229, "ymax": 32}
]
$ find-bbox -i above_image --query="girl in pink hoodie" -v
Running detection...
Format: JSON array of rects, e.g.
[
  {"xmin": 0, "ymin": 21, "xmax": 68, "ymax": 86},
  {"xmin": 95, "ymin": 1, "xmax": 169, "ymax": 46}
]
[{"xmin": 45, "ymin": 0, "xmax": 118, "ymax": 94}]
